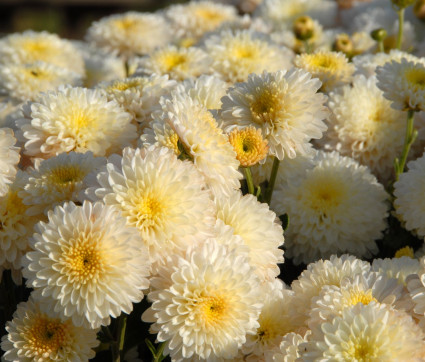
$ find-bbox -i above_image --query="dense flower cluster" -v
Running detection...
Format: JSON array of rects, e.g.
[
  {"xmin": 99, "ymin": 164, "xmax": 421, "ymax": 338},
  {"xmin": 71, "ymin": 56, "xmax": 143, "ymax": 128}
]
[{"xmin": 2, "ymin": 0, "xmax": 425, "ymax": 360}]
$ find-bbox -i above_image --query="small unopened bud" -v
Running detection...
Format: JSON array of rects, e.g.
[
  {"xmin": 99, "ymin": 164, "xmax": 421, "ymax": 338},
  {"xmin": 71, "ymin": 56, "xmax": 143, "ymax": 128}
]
[
  {"xmin": 229, "ymin": 126, "xmax": 268, "ymax": 167},
  {"xmin": 370, "ymin": 28, "xmax": 388, "ymax": 43},
  {"xmin": 414, "ymin": 0, "xmax": 425, "ymax": 20},
  {"xmin": 391, "ymin": 0, "xmax": 416, "ymax": 9},
  {"xmin": 293, "ymin": 16, "xmax": 315, "ymax": 41},
  {"xmin": 332, "ymin": 33, "xmax": 353, "ymax": 54}
]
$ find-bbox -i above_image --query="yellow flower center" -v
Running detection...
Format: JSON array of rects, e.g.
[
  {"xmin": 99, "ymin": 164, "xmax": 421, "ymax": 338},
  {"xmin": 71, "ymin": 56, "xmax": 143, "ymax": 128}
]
[
  {"xmin": 136, "ymin": 194, "xmax": 163, "ymax": 228},
  {"xmin": 307, "ymin": 53, "xmax": 343, "ymax": 71},
  {"xmin": 106, "ymin": 79, "xmax": 143, "ymax": 92},
  {"xmin": 405, "ymin": 67, "xmax": 425, "ymax": 90},
  {"xmin": 347, "ymin": 339, "xmax": 377, "ymax": 361},
  {"xmin": 113, "ymin": 18, "xmax": 139, "ymax": 32},
  {"xmin": 47, "ymin": 165, "xmax": 85, "ymax": 185},
  {"xmin": 21, "ymin": 40, "xmax": 53, "ymax": 62},
  {"xmin": 194, "ymin": 8, "xmax": 225, "ymax": 24},
  {"xmin": 231, "ymin": 43, "xmax": 258, "ymax": 60},
  {"xmin": 394, "ymin": 246, "xmax": 414, "ymax": 258},
  {"xmin": 0, "ymin": 191, "xmax": 27, "ymax": 231},
  {"xmin": 229, "ymin": 126, "xmax": 268, "ymax": 167},
  {"xmin": 164, "ymin": 133, "xmax": 180, "ymax": 155},
  {"xmin": 197, "ymin": 295, "xmax": 228, "ymax": 326},
  {"xmin": 158, "ymin": 51, "xmax": 188, "ymax": 72},
  {"xmin": 63, "ymin": 236, "xmax": 104, "ymax": 284},
  {"xmin": 346, "ymin": 289, "xmax": 377, "ymax": 307},
  {"xmin": 249, "ymin": 86, "xmax": 284, "ymax": 125},
  {"xmin": 27, "ymin": 316, "xmax": 70, "ymax": 356}
]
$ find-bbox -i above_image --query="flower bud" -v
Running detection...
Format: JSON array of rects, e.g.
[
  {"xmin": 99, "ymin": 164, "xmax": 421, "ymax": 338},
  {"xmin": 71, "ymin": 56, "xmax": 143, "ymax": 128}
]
[
  {"xmin": 293, "ymin": 16, "xmax": 315, "ymax": 41},
  {"xmin": 332, "ymin": 33, "xmax": 353, "ymax": 55},
  {"xmin": 414, "ymin": 0, "xmax": 425, "ymax": 21},
  {"xmin": 370, "ymin": 28, "xmax": 388, "ymax": 43},
  {"xmin": 391, "ymin": 0, "xmax": 416, "ymax": 9}
]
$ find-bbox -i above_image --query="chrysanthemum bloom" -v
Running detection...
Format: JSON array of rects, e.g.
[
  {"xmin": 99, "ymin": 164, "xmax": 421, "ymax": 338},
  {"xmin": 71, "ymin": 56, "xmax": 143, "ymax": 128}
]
[
  {"xmin": 90, "ymin": 146, "xmax": 216, "ymax": 267},
  {"xmin": 134, "ymin": 45, "xmax": 212, "ymax": 81},
  {"xmin": 215, "ymin": 191, "xmax": 284, "ymax": 282},
  {"xmin": 372, "ymin": 257, "xmax": 420, "ymax": 286},
  {"xmin": 229, "ymin": 126, "xmax": 269, "ymax": 167},
  {"xmin": 290, "ymin": 255, "xmax": 371, "ymax": 329},
  {"xmin": 322, "ymin": 75, "xmax": 425, "ymax": 182},
  {"xmin": 142, "ymin": 239, "xmax": 263, "ymax": 361},
  {"xmin": 0, "ymin": 128, "xmax": 20, "ymax": 197},
  {"xmin": 294, "ymin": 51, "xmax": 355, "ymax": 92},
  {"xmin": 19, "ymin": 152, "xmax": 106, "ymax": 216},
  {"xmin": 303, "ymin": 303, "xmax": 425, "ymax": 361},
  {"xmin": 143, "ymin": 92, "xmax": 242, "ymax": 197},
  {"xmin": 0, "ymin": 61, "xmax": 82, "ymax": 102},
  {"xmin": 0, "ymin": 30, "xmax": 85, "ymax": 75},
  {"xmin": 97, "ymin": 75, "xmax": 176, "ymax": 126},
  {"xmin": 1, "ymin": 298, "xmax": 99, "ymax": 362},
  {"xmin": 376, "ymin": 58, "xmax": 425, "ymax": 112},
  {"xmin": 86, "ymin": 12, "xmax": 172, "ymax": 59},
  {"xmin": 272, "ymin": 151, "xmax": 388, "ymax": 264},
  {"xmin": 165, "ymin": 1, "xmax": 238, "ymax": 40},
  {"xmin": 406, "ymin": 258, "xmax": 425, "ymax": 327},
  {"xmin": 0, "ymin": 172, "xmax": 39, "ymax": 271},
  {"xmin": 271, "ymin": 332, "xmax": 310, "ymax": 362},
  {"xmin": 17, "ymin": 86, "xmax": 137, "ymax": 159},
  {"xmin": 394, "ymin": 154, "xmax": 425, "ymax": 238},
  {"xmin": 220, "ymin": 69, "xmax": 328, "ymax": 161},
  {"xmin": 204, "ymin": 29, "xmax": 293, "ymax": 83},
  {"xmin": 23, "ymin": 201, "xmax": 151, "ymax": 328}
]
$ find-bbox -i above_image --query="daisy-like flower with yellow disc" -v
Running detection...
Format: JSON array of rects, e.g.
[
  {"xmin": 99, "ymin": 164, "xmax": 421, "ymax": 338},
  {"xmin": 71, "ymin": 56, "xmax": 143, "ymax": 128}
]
[
  {"xmin": 220, "ymin": 69, "xmax": 328, "ymax": 161},
  {"xmin": 0, "ymin": 30, "xmax": 85, "ymax": 75},
  {"xmin": 17, "ymin": 86, "xmax": 137, "ymax": 159},
  {"xmin": 229, "ymin": 126, "xmax": 269, "ymax": 167},
  {"xmin": 89, "ymin": 146, "xmax": 216, "ymax": 269},
  {"xmin": 1, "ymin": 298, "xmax": 98, "ymax": 362},
  {"xmin": 204, "ymin": 29, "xmax": 293, "ymax": 83},
  {"xmin": 294, "ymin": 50, "xmax": 355, "ymax": 92},
  {"xmin": 0, "ymin": 61, "xmax": 82, "ymax": 102},
  {"xmin": 86, "ymin": 11, "xmax": 172, "ymax": 59},
  {"xmin": 142, "ymin": 239, "xmax": 263, "ymax": 361},
  {"xmin": 272, "ymin": 151, "xmax": 388, "ymax": 264},
  {"xmin": 19, "ymin": 152, "xmax": 106, "ymax": 216},
  {"xmin": 134, "ymin": 45, "xmax": 212, "ymax": 81},
  {"xmin": 23, "ymin": 201, "xmax": 151, "ymax": 329},
  {"xmin": 0, "ymin": 128, "xmax": 20, "ymax": 197},
  {"xmin": 376, "ymin": 58, "xmax": 425, "ymax": 112},
  {"xmin": 301, "ymin": 303, "xmax": 425, "ymax": 361}
]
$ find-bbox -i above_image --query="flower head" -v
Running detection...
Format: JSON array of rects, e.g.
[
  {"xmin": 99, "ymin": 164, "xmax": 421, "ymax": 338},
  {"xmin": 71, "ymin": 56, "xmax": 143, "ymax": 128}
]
[
  {"xmin": 229, "ymin": 126, "xmax": 268, "ymax": 167},
  {"xmin": 0, "ymin": 128, "xmax": 20, "ymax": 197}
]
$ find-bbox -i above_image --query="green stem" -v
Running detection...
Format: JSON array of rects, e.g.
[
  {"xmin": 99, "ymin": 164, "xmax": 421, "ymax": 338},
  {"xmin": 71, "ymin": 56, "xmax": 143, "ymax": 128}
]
[
  {"xmin": 396, "ymin": 8, "xmax": 405, "ymax": 50},
  {"xmin": 378, "ymin": 40, "xmax": 385, "ymax": 53},
  {"xmin": 264, "ymin": 157, "xmax": 280, "ymax": 205},
  {"xmin": 111, "ymin": 314, "xmax": 128, "ymax": 362},
  {"xmin": 154, "ymin": 342, "xmax": 167, "ymax": 362},
  {"xmin": 395, "ymin": 109, "xmax": 417, "ymax": 181},
  {"xmin": 304, "ymin": 40, "xmax": 312, "ymax": 54},
  {"xmin": 244, "ymin": 167, "xmax": 255, "ymax": 195}
]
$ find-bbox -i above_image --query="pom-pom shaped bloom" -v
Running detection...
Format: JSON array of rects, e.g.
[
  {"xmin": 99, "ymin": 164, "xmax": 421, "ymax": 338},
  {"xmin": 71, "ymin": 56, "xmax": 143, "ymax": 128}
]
[
  {"xmin": 142, "ymin": 239, "xmax": 263, "ymax": 361},
  {"xmin": 0, "ymin": 30, "xmax": 85, "ymax": 75},
  {"xmin": 204, "ymin": 30, "xmax": 293, "ymax": 83},
  {"xmin": 294, "ymin": 51, "xmax": 355, "ymax": 92},
  {"xmin": 215, "ymin": 191, "xmax": 284, "ymax": 282},
  {"xmin": 271, "ymin": 332, "xmax": 310, "ymax": 362},
  {"xmin": 23, "ymin": 201, "xmax": 151, "ymax": 328},
  {"xmin": 0, "ymin": 128, "xmax": 20, "ymax": 197},
  {"xmin": 376, "ymin": 58, "xmax": 425, "ymax": 112},
  {"xmin": 91, "ymin": 146, "xmax": 216, "ymax": 267},
  {"xmin": 19, "ymin": 152, "xmax": 106, "ymax": 216},
  {"xmin": 86, "ymin": 11, "xmax": 172, "ymax": 59},
  {"xmin": 17, "ymin": 86, "xmax": 137, "ymax": 159},
  {"xmin": 220, "ymin": 69, "xmax": 328, "ymax": 161},
  {"xmin": 272, "ymin": 151, "xmax": 388, "ymax": 264},
  {"xmin": 394, "ymin": 153, "xmax": 425, "ymax": 238},
  {"xmin": 229, "ymin": 126, "xmax": 269, "ymax": 167},
  {"xmin": 1, "ymin": 298, "xmax": 99, "ymax": 362}
]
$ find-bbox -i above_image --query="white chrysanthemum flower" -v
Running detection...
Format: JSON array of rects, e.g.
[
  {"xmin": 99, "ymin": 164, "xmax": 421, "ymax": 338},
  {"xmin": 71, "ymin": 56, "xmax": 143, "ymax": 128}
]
[
  {"xmin": 323, "ymin": 75, "xmax": 425, "ymax": 182},
  {"xmin": 97, "ymin": 75, "xmax": 176, "ymax": 126},
  {"xmin": 372, "ymin": 257, "xmax": 421, "ymax": 287},
  {"xmin": 294, "ymin": 50, "xmax": 355, "ymax": 92},
  {"xmin": 0, "ymin": 172, "xmax": 39, "ymax": 270},
  {"xmin": 86, "ymin": 11, "xmax": 172, "ymax": 59},
  {"xmin": 220, "ymin": 69, "xmax": 328, "ymax": 161},
  {"xmin": 377, "ymin": 58, "xmax": 425, "ymax": 112},
  {"xmin": 406, "ymin": 258, "xmax": 425, "ymax": 326},
  {"xmin": 270, "ymin": 332, "xmax": 310, "ymax": 362},
  {"xmin": 0, "ymin": 61, "xmax": 82, "ymax": 102},
  {"xmin": 17, "ymin": 86, "xmax": 136, "ymax": 159},
  {"xmin": 302, "ymin": 303, "xmax": 425, "ymax": 361},
  {"xmin": 204, "ymin": 29, "xmax": 293, "ymax": 83},
  {"xmin": 394, "ymin": 153, "xmax": 425, "ymax": 238},
  {"xmin": 144, "ymin": 92, "xmax": 242, "ymax": 197},
  {"xmin": 272, "ymin": 151, "xmax": 388, "ymax": 264},
  {"xmin": 308, "ymin": 272, "xmax": 406, "ymax": 334},
  {"xmin": 353, "ymin": 49, "xmax": 425, "ymax": 78},
  {"xmin": 0, "ymin": 128, "xmax": 20, "ymax": 197},
  {"xmin": 134, "ymin": 45, "xmax": 212, "ymax": 81},
  {"xmin": 90, "ymin": 146, "xmax": 216, "ymax": 267},
  {"xmin": 142, "ymin": 239, "xmax": 263, "ymax": 361},
  {"xmin": 19, "ymin": 152, "xmax": 106, "ymax": 216},
  {"xmin": 254, "ymin": 0, "xmax": 338, "ymax": 30},
  {"xmin": 290, "ymin": 255, "xmax": 371, "ymax": 329},
  {"xmin": 0, "ymin": 298, "xmax": 98, "ymax": 362},
  {"xmin": 165, "ymin": 1, "xmax": 239, "ymax": 40},
  {"xmin": 0, "ymin": 30, "xmax": 85, "ymax": 75},
  {"xmin": 215, "ymin": 191, "xmax": 284, "ymax": 282},
  {"xmin": 23, "ymin": 201, "xmax": 151, "ymax": 329}
]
